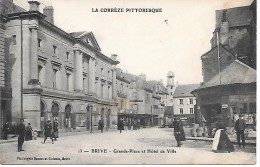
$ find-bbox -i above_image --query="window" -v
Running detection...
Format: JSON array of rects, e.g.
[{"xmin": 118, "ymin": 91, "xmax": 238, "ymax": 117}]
[
  {"xmin": 37, "ymin": 38, "xmax": 42, "ymax": 47},
  {"xmin": 66, "ymin": 52, "xmax": 70, "ymax": 60},
  {"xmin": 179, "ymin": 99, "xmax": 183, "ymax": 105},
  {"xmin": 171, "ymin": 92, "xmax": 173, "ymax": 95},
  {"xmin": 171, "ymin": 86, "xmax": 173, "ymax": 89},
  {"xmin": 190, "ymin": 108, "xmax": 194, "ymax": 114},
  {"xmin": 108, "ymin": 86, "xmax": 111, "ymax": 99},
  {"xmin": 53, "ymin": 69, "xmax": 57, "ymax": 88},
  {"xmin": 180, "ymin": 108, "xmax": 183, "ymax": 114},
  {"xmin": 38, "ymin": 66, "xmax": 43, "ymax": 85},
  {"xmin": 146, "ymin": 94, "xmax": 149, "ymax": 101},
  {"xmin": 53, "ymin": 45, "xmax": 57, "ymax": 54},
  {"xmin": 190, "ymin": 98, "xmax": 193, "ymax": 104},
  {"xmin": 12, "ymin": 35, "xmax": 16, "ymax": 45},
  {"xmin": 170, "ymin": 99, "xmax": 173, "ymax": 102},
  {"xmin": 101, "ymin": 68, "xmax": 103, "ymax": 74},
  {"xmin": 66, "ymin": 73, "xmax": 70, "ymax": 91}
]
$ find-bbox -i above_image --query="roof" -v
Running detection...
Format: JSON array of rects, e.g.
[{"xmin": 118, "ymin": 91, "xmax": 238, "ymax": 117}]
[
  {"xmin": 116, "ymin": 68, "xmax": 131, "ymax": 83},
  {"xmin": 198, "ymin": 59, "xmax": 256, "ymax": 89},
  {"xmin": 215, "ymin": 5, "xmax": 253, "ymax": 28},
  {"xmin": 147, "ymin": 80, "xmax": 168, "ymax": 94},
  {"xmin": 70, "ymin": 31, "xmax": 88, "ymax": 38},
  {"xmin": 173, "ymin": 84, "xmax": 200, "ymax": 98}
]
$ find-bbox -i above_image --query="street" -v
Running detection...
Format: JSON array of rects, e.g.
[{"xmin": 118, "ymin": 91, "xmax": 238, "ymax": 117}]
[{"xmin": 0, "ymin": 127, "xmax": 256, "ymax": 165}]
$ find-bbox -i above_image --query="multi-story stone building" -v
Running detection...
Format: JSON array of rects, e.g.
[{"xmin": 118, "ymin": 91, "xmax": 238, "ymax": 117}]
[
  {"xmin": 208, "ymin": 0, "xmax": 256, "ymax": 71},
  {"xmin": 147, "ymin": 80, "xmax": 168, "ymax": 126},
  {"xmin": 173, "ymin": 84, "xmax": 199, "ymax": 125},
  {"xmin": 192, "ymin": 0, "xmax": 256, "ymax": 135},
  {"xmin": 0, "ymin": 0, "xmax": 24, "ymax": 138},
  {"xmin": 3, "ymin": 1, "xmax": 119, "ymax": 132},
  {"xmin": 116, "ymin": 68, "xmax": 131, "ymax": 125}
]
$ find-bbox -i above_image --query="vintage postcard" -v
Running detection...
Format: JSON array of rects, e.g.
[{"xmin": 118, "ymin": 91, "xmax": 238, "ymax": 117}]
[{"xmin": 0, "ymin": 0, "xmax": 257, "ymax": 165}]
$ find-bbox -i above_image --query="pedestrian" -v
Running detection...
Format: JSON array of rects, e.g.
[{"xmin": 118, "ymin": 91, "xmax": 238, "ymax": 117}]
[
  {"xmin": 17, "ymin": 118, "xmax": 26, "ymax": 152},
  {"xmin": 42, "ymin": 120, "xmax": 54, "ymax": 144},
  {"xmin": 211, "ymin": 115, "xmax": 234, "ymax": 153},
  {"xmin": 137, "ymin": 120, "xmax": 141, "ymax": 130},
  {"xmin": 117, "ymin": 119, "xmax": 124, "ymax": 133},
  {"xmin": 25, "ymin": 123, "xmax": 33, "ymax": 141},
  {"xmin": 235, "ymin": 114, "xmax": 247, "ymax": 148},
  {"xmin": 98, "ymin": 120, "xmax": 104, "ymax": 133},
  {"xmin": 3, "ymin": 121, "xmax": 9, "ymax": 140},
  {"xmin": 53, "ymin": 120, "xmax": 59, "ymax": 141},
  {"xmin": 173, "ymin": 118, "xmax": 186, "ymax": 147}
]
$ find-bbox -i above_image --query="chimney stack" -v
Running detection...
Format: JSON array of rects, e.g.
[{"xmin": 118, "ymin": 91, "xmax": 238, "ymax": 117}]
[
  {"xmin": 43, "ymin": 6, "xmax": 54, "ymax": 24},
  {"xmin": 110, "ymin": 54, "xmax": 117, "ymax": 61},
  {"xmin": 28, "ymin": 1, "xmax": 40, "ymax": 11}
]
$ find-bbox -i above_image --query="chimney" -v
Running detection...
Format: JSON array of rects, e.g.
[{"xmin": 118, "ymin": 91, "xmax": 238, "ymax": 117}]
[
  {"xmin": 43, "ymin": 6, "xmax": 54, "ymax": 24},
  {"xmin": 28, "ymin": 1, "xmax": 40, "ymax": 11},
  {"xmin": 110, "ymin": 54, "xmax": 117, "ymax": 61}
]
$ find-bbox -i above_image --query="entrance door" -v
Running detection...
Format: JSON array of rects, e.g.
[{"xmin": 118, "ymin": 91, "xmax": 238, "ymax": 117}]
[
  {"xmin": 65, "ymin": 105, "xmax": 72, "ymax": 128},
  {"xmin": 106, "ymin": 109, "xmax": 110, "ymax": 128}
]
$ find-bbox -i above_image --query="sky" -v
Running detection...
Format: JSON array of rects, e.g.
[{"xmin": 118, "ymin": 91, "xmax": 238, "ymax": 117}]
[{"xmin": 13, "ymin": 0, "xmax": 254, "ymax": 85}]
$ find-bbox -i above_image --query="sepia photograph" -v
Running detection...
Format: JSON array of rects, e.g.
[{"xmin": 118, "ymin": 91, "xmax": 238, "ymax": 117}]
[{"xmin": 0, "ymin": 0, "xmax": 257, "ymax": 165}]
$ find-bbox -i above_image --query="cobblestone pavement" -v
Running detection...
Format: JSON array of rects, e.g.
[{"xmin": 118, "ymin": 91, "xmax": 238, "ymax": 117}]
[{"xmin": 0, "ymin": 127, "xmax": 256, "ymax": 165}]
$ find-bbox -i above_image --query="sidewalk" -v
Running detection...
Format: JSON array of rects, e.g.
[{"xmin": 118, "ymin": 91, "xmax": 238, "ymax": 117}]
[
  {"xmin": 186, "ymin": 130, "xmax": 256, "ymax": 146},
  {"xmin": 0, "ymin": 128, "xmax": 118, "ymax": 145}
]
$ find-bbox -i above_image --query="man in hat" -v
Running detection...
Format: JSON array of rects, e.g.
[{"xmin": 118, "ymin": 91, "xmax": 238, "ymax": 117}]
[
  {"xmin": 173, "ymin": 118, "xmax": 186, "ymax": 147},
  {"xmin": 235, "ymin": 114, "xmax": 247, "ymax": 148},
  {"xmin": 17, "ymin": 118, "xmax": 26, "ymax": 152},
  {"xmin": 42, "ymin": 120, "xmax": 54, "ymax": 144}
]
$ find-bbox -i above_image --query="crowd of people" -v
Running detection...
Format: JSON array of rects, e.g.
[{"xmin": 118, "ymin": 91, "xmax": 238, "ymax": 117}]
[{"xmin": 1, "ymin": 114, "xmax": 249, "ymax": 153}]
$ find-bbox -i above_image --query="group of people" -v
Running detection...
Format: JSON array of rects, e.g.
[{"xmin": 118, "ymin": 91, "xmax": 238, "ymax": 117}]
[
  {"xmin": 42, "ymin": 120, "xmax": 59, "ymax": 144},
  {"xmin": 15, "ymin": 119, "xmax": 59, "ymax": 152},
  {"xmin": 97, "ymin": 119, "xmax": 131, "ymax": 133},
  {"xmin": 172, "ymin": 114, "xmax": 247, "ymax": 153}
]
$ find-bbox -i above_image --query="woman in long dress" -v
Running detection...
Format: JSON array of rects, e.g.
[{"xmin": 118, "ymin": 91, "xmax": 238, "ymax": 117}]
[{"xmin": 212, "ymin": 116, "xmax": 234, "ymax": 153}]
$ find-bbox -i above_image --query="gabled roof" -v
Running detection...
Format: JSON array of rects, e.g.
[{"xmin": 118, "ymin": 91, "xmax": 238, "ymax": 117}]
[
  {"xmin": 70, "ymin": 31, "xmax": 87, "ymax": 38},
  {"xmin": 70, "ymin": 31, "xmax": 101, "ymax": 51},
  {"xmin": 201, "ymin": 44, "xmax": 236, "ymax": 59},
  {"xmin": 199, "ymin": 59, "xmax": 256, "ymax": 89},
  {"xmin": 147, "ymin": 80, "xmax": 168, "ymax": 94},
  {"xmin": 215, "ymin": 5, "xmax": 253, "ymax": 28},
  {"xmin": 173, "ymin": 84, "xmax": 200, "ymax": 98}
]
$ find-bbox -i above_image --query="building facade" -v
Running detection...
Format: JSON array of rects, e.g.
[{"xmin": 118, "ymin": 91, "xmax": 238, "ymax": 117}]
[
  {"xmin": 116, "ymin": 68, "xmax": 131, "ymax": 125},
  {"xmin": 173, "ymin": 84, "xmax": 199, "ymax": 125},
  {"xmin": 192, "ymin": 0, "xmax": 256, "ymax": 136},
  {"xmin": 148, "ymin": 80, "xmax": 168, "ymax": 126},
  {"xmin": 4, "ymin": 1, "xmax": 119, "ymax": 132},
  {"xmin": 210, "ymin": 0, "xmax": 256, "ymax": 69}
]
